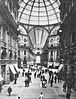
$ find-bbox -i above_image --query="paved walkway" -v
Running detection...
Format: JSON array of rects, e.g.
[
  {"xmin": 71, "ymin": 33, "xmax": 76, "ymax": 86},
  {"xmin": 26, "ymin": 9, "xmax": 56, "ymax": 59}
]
[{"xmin": 0, "ymin": 70, "xmax": 76, "ymax": 99}]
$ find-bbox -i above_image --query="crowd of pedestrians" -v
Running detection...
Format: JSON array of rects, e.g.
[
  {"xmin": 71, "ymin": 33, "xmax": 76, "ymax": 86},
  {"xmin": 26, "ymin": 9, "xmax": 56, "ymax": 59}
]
[
  {"xmin": 33, "ymin": 67, "xmax": 72, "ymax": 99},
  {"xmin": 33, "ymin": 68, "xmax": 61, "ymax": 89},
  {"xmin": 0, "ymin": 67, "xmax": 72, "ymax": 99}
]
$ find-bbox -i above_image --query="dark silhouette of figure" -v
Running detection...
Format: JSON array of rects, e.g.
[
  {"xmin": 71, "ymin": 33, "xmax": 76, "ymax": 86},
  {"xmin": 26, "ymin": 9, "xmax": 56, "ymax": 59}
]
[
  {"xmin": 50, "ymin": 75, "xmax": 53, "ymax": 87},
  {"xmin": 14, "ymin": 77, "xmax": 17, "ymax": 84},
  {"xmin": 18, "ymin": 96, "xmax": 20, "ymax": 99},
  {"xmin": 34, "ymin": 72, "xmax": 36, "ymax": 78},
  {"xmin": 24, "ymin": 76, "xmax": 29, "ymax": 87},
  {"xmin": 22, "ymin": 71, "xmax": 24, "ymax": 77},
  {"xmin": 7, "ymin": 86, "xmax": 12, "ymax": 96},
  {"xmin": 0, "ymin": 84, "xmax": 2, "ymax": 93},
  {"xmin": 63, "ymin": 82, "xmax": 66, "ymax": 92},
  {"xmin": 66, "ymin": 89, "xmax": 71, "ymax": 99}
]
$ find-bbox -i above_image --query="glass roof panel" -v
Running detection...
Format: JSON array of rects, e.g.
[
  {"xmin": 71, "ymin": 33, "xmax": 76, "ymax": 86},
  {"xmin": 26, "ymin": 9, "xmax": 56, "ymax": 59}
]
[
  {"xmin": 18, "ymin": 0, "xmax": 60, "ymax": 25},
  {"xmin": 20, "ymin": 2, "xmax": 25, "ymax": 7},
  {"xmin": 29, "ymin": 28, "xmax": 48, "ymax": 48},
  {"xmin": 39, "ymin": 12, "xmax": 46, "ymax": 16}
]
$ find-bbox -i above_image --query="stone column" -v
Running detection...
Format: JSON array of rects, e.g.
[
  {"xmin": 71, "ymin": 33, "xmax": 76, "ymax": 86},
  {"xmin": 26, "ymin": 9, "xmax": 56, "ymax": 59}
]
[
  {"xmin": 55, "ymin": 51, "xmax": 57, "ymax": 61},
  {"xmin": 53, "ymin": 51, "xmax": 55, "ymax": 61},
  {"xmin": 5, "ymin": 64, "xmax": 10, "ymax": 84},
  {"xmin": 1, "ymin": 26, "xmax": 3, "ymax": 40},
  {"xmin": 6, "ymin": 30, "xmax": 9, "ymax": 59}
]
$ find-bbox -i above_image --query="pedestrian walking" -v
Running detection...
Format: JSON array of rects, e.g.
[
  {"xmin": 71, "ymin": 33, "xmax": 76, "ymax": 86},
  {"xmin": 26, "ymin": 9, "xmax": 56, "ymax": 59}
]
[
  {"xmin": 63, "ymin": 82, "xmax": 66, "ymax": 92},
  {"xmin": 50, "ymin": 79, "xmax": 53, "ymax": 87},
  {"xmin": 34, "ymin": 72, "xmax": 36, "ymax": 78},
  {"xmin": 39, "ymin": 92, "xmax": 44, "ymax": 99},
  {"xmin": 14, "ymin": 77, "xmax": 17, "ymax": 84},
  {"xmin": 22, "ymin": 71, "xmax": 24, "ymax": 77},
  {"xmin": 24, "ymin": 76, "xmax": 29, "ymax": 87},
  {"xmin": 50, "ymin": 75, "xmax": 53, "ymax": 87},
  {"xmin": 66, "ymin": 89, "xmax": 71, "ymax": 99},
  {"xmin": 7, "ymin": 86, "xmax": 12, "ymax": 96}
]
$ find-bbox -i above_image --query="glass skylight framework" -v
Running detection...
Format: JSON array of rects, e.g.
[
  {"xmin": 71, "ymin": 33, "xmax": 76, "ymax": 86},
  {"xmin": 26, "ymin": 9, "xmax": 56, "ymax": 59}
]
[
  {"xmin": 29, "ymin": 28, "xmax": 48, "ymax": 48},
  {"xmin": 18, "ymin": 0, "xmax": 60, "ymax": 26}
]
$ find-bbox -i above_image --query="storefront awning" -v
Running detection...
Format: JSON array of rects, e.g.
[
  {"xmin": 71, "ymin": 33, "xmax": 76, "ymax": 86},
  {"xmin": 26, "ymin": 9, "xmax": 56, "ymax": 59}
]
[
  {"xmin": 9, "ymin": 65, "xmax": 16, "ymax": 74},
  {"xmin": 0, "ymin": 74, "xmax": 3, "ymax": 81},
  {"xmin": 13, "ymin": 64, "xmax": 20, "ymax": 72}
]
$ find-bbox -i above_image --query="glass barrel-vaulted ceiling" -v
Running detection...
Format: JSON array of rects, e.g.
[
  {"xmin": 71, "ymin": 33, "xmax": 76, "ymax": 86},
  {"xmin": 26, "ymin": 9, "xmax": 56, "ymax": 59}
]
[
  {"xmin": 18, "ymin": 0, "xmax": 60, "ymax": 25},
  {"xmin": 29, "ymin": 28, "xmax": 48, "ymax": 49}
]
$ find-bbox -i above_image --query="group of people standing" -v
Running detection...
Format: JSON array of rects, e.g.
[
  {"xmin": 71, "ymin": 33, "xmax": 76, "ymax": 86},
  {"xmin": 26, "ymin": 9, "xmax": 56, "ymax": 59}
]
[
  {"xmin": 34, "ymin": 69, "xmax": 61, "ymax": 88},
  {"xmin": 48, "ymin": 71, "xmax": 61, "ymax": 87},
  {"xmin": 63, "ymin": 81, "xmax": 72, "ymax": 99},
  {"xmin": 22, "ymin": 69, "xmax": 32, "ymax": 87}
]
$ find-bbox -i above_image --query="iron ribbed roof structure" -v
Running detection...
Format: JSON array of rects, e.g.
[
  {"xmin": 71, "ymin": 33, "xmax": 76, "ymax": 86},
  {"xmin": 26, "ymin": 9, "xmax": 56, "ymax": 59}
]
[{"xmin": 18, "ymin": 0, "xmax": 60, "ymax": 26}]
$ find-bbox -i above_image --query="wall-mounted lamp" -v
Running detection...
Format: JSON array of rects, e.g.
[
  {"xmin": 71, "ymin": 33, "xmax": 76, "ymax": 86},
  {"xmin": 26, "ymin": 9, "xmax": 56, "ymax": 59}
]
[{"xmin": 59, "ymin": 29, "xmax": 62, "ymax": 33}]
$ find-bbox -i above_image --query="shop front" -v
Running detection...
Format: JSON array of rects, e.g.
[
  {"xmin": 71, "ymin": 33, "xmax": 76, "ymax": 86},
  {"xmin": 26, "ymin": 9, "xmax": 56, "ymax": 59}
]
[
  {"xmin": 0, "ymin": 74, "xmax": 3, "ymax": 84},
  {"xmin": 9, "ymin": 65, "xmax": 16, "ymax": 82},
  {"xmin": 5, "ymin": 64, "xmax": 17, "ymax": 84},
  {"xmin": 1, "ymin": 65, "xmax": 6, "ymax": 84}
]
